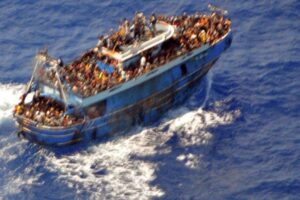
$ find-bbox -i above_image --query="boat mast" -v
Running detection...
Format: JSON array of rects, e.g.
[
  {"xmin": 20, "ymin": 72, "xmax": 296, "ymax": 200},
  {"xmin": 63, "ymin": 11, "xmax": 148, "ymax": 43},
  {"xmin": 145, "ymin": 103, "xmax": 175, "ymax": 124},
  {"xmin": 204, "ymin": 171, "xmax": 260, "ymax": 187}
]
[
  {"xmin": 27, "ymin": 51, "xmax": 69, "ymax": 109},
  {"xmin": 25, "ymin": 53, "xmax": 46, "ymax": 94}
]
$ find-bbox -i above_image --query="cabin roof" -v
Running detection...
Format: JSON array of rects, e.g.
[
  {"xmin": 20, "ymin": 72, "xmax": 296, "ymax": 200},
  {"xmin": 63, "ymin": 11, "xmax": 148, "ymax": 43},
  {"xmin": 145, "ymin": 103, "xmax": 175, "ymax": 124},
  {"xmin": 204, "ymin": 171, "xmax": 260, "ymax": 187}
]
[{"xmin": 101, "ymin": 21, "xmax": 175, "ymax": 62}]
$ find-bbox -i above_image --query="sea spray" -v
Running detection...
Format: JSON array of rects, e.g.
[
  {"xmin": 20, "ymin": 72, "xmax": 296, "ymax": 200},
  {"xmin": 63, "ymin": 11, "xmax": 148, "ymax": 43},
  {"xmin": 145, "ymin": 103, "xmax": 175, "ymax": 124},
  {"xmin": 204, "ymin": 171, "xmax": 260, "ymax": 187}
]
[
  {"xmin": 43, "ymin": 104, "xmax": 239, "ymax": 199},
  {"xmin": 0, "ymin": 83, "xmax": 240, "ymax": 199},
  {"xmin": 0, "ymin": 84, "xmax": 25, "ymax": 125}
]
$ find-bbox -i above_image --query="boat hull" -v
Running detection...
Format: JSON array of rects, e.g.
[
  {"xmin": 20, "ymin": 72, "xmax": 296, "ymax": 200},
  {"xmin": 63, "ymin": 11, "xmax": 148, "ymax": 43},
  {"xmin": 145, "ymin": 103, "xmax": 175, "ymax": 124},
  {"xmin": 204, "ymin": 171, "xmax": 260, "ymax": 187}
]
[{"xmin": 15, "ymin": 31, "xmax": 232, "ymax": 146}]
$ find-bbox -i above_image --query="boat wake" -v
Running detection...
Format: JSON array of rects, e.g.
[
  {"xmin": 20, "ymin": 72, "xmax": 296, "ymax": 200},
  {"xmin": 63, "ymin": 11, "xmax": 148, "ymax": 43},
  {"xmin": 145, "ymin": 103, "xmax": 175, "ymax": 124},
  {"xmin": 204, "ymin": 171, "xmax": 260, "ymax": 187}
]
[
  {"xmin": 41, "ymin": 106, "xmax": 239, "ymax": 199},
  {"xmin": 0, "ymin": 82, "xmax": 240, "ymax": 199},
  {"xmin": 42, "ymin": 106, "xmax": 239, "ymax": 199}
]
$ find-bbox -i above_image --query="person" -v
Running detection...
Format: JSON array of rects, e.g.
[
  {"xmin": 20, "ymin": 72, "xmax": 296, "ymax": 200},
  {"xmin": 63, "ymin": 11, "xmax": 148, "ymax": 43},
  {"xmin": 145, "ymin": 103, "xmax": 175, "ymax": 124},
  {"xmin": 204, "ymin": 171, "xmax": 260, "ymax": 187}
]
[
  {"xmin": 62, "ymin": 115, "xmax": 70, "ymax": 126},
  {"xmin": 105, "ymin": 36, "xmax": 112, "ymax": 49},
  {"xmin": 150, "ymin": 13, "xmax": 157, "ymax": 36},
  {"xmin": 140, "ymin": 56, "xmax": 146, "ymax": 68},
  {"xmin": 14, "ymin": 104, "xmax": 23, "ymax": 115},
  {"xmin": 145, "ymin": 62, "xmax": 151, "ymax": 72},
  {"xmin": 137, "ymin": 65, "xmax": 144, "ymax": 76},
  {"xmin": 134, "ymin": 11, "xmax": 145, "ymax": 40},
  {"xmin": 133, "ymin": 13, "xmax": 140, "ymax": 40},
  {"xmin": 19, "ymin": 93, "xmax": 27, "ymax": 105},
  {"xmin": 72, "ymin": 85, "xmax": 78, "ymax": 93},
  {"xmin": 199, "ymin": 30, "xmax": 207, "ymax": 44},
  {"xmin": 117, "ymin": 62, "xmax": 124, "ymax": 73},
  {"xmin": 56, "ymin": 57, "xmax": 63, "ymax": 68},
  {"xmin": 120, "ymin": 69, "xmax": 126, "ymax": 82},
  {"xmin": 97, "ymin": 35, "xmax": 104, "ymax": 50},
  {"xmin": 122, "ymin": 18, "xmax": 130, "ymax": 42},
  {"xmin": 32, "ymin": 90, "xmax": 40, "ymax": 104}
]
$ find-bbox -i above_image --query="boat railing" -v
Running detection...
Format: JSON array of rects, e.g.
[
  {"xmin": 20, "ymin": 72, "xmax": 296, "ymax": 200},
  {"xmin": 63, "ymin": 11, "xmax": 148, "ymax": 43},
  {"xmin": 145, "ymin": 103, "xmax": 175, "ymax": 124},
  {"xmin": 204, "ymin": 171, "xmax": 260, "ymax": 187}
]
[
  {"xmin": 211, "ymin": 28, "xmax": 231, "ymax": 45},
  {"xmin": 16, "ymin": 113, "xmax": 85, "ymax": 130}
]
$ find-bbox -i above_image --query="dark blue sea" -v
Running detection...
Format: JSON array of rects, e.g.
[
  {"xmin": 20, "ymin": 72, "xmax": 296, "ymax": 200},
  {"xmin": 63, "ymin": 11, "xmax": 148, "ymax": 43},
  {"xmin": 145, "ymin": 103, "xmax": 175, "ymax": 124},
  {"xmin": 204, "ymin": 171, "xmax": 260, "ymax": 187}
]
[{"xmin": 1, "ymin": 0, "xmax": 300, "ymax": 199}]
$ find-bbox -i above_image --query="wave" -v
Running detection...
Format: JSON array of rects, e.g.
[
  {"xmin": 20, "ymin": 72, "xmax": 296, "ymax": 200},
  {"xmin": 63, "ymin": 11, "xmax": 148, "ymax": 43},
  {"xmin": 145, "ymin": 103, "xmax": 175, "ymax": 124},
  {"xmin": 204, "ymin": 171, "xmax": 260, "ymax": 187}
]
[
  {"xmin": 0, "ymin": 82, "xmax": 240, "ymax": 199},
  {"xmin": 0, "ymin": 83, "xmax": 25, "ymax": 126},
  {"xmin": 43, "ymin": 106, "xmax": 239, "ymax": 199}
]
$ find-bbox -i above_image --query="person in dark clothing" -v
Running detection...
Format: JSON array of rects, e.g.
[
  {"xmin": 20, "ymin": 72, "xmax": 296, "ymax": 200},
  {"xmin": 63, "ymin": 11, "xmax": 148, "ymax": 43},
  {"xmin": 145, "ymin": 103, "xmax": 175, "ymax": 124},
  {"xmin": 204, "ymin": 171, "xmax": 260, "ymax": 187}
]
[
  {"xmin": 150, "ymin": 13, "xmax": 157, "ymax": 36},
  {"xmin": 134, "ymin": 12, "xmax": 145, "ymax": 40},
  {"xmin": 58, "ymin": 57, "xmax": 64, "ymax": 67}
]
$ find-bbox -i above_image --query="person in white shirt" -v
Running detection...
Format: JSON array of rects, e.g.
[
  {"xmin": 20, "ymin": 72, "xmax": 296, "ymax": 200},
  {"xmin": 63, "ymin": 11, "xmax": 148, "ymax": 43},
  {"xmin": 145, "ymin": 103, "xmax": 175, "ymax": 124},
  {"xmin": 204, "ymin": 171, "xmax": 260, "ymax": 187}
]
[{"xmin": 140, "ymin": 56, "xmax": 146, "ymax": 68}]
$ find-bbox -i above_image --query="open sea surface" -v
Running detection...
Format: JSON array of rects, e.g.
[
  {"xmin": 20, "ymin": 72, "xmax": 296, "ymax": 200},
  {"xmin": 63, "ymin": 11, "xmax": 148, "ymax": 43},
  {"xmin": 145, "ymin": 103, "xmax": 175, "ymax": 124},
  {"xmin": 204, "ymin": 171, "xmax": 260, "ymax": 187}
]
[{"xmin": 0, "ymin": 0, "xmax": 299, "ymax": 199}]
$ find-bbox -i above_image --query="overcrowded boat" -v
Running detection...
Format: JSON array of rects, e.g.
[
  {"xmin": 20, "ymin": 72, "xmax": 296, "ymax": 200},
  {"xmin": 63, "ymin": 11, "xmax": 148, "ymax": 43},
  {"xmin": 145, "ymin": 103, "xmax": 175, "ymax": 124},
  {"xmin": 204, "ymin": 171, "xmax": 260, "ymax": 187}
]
[{"xmin": 13, "ymin": 5, "xmax": 232, "ymax": 146}]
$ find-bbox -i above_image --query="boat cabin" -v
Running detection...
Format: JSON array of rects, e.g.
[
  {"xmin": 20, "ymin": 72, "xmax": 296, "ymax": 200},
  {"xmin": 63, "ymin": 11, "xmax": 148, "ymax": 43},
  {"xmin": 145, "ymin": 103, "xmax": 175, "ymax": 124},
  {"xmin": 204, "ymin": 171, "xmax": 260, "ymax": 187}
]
[{"xmin": 100, "ymin": 21, "xmax": 175, "ymax": 68}]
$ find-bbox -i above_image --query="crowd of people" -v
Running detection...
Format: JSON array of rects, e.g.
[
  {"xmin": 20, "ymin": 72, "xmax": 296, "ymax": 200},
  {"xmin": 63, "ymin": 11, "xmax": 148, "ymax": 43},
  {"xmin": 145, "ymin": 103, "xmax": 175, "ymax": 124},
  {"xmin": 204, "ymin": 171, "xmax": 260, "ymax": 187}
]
[
  {"xmin": 59, "ymin": 41, "xmax": 180, "ymax": 97},
  {"xmin": 60, "ymin": 12, "xmax": 231, "ymax": 97},
  {"xmin": 160, "ymin": 12, "xmax": 231, "ymax": 47},
  {"xmin": 15, "ymin": 11, "xmax": 231, "ymax": 127},
  {"xmin": 14, "ymin": 92, "xmax": 82, "ymax": 127},
  {"xmin": 96, "ymin": 12, "xmax": 158, "ymax": 52}
]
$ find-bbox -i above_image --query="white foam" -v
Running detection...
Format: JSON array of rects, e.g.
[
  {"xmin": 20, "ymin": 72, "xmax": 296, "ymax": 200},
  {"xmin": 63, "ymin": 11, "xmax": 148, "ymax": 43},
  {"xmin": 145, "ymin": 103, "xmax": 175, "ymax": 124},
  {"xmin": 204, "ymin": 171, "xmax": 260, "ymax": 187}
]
[
  {"xmin": 0, "ymin": 83, "xmax": 25, "ymax": 125},
  {"xmin": 177, "ymin": 153, "xmax": 201, "ymax": 169},
  {"xmin": 44, "ymin": 129, "xmax": 165, "ymax": 199},
  {"xmin": 0, "ymin": 138, "xmax": 27, "ymax": 162},
  {"xmin": 43, "ymin": 104, "xmax": 240, "ymax": 199},
  {"xmin": 0, "ymin": 83, "xmax": 240, "ymax": 199},
  {"xmin": 0, "ymin": 138, "xmax": 41, "ymax": 198},
  {"xmin": 0, "ymin": 173, "xmax": 42, "ymax": 196}
]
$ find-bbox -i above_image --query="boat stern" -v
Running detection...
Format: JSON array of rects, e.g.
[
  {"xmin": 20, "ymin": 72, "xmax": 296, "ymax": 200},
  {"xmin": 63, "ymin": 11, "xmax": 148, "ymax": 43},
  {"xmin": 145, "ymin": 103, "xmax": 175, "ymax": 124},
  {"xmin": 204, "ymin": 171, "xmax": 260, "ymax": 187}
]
[{"xmin": 15, "ymin": 114, "xmax": 84, "ymax": 146}]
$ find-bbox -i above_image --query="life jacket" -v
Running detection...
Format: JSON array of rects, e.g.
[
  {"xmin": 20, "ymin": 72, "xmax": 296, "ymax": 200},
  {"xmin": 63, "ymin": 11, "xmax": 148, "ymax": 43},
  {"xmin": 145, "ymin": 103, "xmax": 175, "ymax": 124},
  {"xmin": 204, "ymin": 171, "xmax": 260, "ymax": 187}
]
[
  {"xmin": 200, "ymin": 31, "xmax": 207, "ymax": 43},
  {"xmin": 98, "ymin": 71, "xmax": 103, "ymax": 80}
]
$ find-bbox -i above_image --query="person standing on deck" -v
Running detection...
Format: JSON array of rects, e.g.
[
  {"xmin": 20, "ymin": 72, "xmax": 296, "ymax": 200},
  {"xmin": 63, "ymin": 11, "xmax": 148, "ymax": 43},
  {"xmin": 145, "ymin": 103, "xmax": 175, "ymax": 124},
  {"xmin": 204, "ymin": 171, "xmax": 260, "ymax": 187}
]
[
  {"xmin": 150, "ymin": 13, "xmax": 157, "ymax": 36},
  {"xmin": 97, "ymin": 35, "xmax": 104, "ymax": 50},
  {"xmin": 122, "ymin": 18, "xmax": 130, "ymax": 43},
  {"xmin": 134, "ymin": 12, "xmax": 145, "ymax": 40}
]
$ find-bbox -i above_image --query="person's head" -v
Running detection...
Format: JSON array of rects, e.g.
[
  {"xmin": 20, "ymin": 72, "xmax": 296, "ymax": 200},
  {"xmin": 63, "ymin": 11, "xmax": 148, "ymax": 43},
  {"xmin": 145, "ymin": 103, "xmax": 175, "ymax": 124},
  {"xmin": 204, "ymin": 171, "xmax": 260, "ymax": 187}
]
[
  {"xmin": 137, "ymin": 12, "xmax": 143, "ymax": 18},
  {"xmin": 72, "ymin": 85, "xmax": 78, "ymax": 93},
  {"xmin": 34, "ymin": 90, "xmax": 40, "ymax": 98}
]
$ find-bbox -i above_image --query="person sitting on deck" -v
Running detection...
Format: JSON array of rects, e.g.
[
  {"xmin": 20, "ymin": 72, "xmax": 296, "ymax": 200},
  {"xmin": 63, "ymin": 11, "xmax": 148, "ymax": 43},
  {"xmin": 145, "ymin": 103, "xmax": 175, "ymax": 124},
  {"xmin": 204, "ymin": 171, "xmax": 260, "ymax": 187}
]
[
  {"xmin": 13, "ymin": 93, "xmax": 26, "ymax": 116},
  {"xmin": 120, "ymin": 69, "xmax": 126, "ymax": 82},
  {"xmin": 199, "ymin": 30, "xmax": 207, "ymax": 44}
]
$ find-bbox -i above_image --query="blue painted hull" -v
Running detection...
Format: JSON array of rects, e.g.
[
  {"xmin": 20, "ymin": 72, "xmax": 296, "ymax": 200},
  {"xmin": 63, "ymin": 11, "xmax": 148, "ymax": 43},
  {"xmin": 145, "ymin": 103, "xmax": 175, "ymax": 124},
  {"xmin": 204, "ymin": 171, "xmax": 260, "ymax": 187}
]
[{"xmin": 15, "ymin": 31, "xmax": 232, "ymax": 146}]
